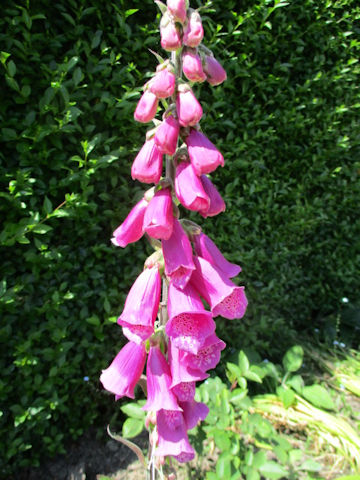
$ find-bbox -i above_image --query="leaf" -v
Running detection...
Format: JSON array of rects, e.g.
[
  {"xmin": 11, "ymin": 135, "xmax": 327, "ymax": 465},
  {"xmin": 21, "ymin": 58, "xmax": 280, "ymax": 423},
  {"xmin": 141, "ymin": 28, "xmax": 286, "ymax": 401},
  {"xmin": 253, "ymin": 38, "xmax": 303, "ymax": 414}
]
[
  {"xmin": 244, "ymin": 369, "xmax": 262, "ymax": 383},
  {"xmin": 0, "ymin": 51, "xmax": 11, "ymax": 64},
  {"xmin": 286, "ymin": 374, "xmax": 304, "ymax": 393},
  {"xmin": 259, "ymin": 461, "xmax": 288, "ymax": 480},
  {"xmin": 125, "ymin": 9, "xmax": 139, "ymax": 17},
  {"xmin": 214, "ymin": 430, "xmax": 231, "ymax": 451},
  {"xmin": 302, "ymin": 385, "xmax": 335, "ymax": 410},
  {"xmin": 298, "ymin": 459, "xmax": 322, "ymax": 472},
  {"xmin": 43, "ymin": 197, "xmax": 52, "ymax": 214},
  {"xmin": 238, "ymin": 350, "xmax": 249, "ymax": 374},
  {"xmin": 7, "ymin": 60, "xmax": 16, "ymax": 77},
  {"xmin": 122, "ymin": 417, "xmax": 144, "ymax": 439},
  {"xmin": 120, "ymin": 403, "xmax": 146, "ymax": 420},
  {"xmin": 276, "ymin": 386, "xmax": 295, "ymax": 408},
  {"xmin": 32, "ymin": 224, "xmax": 53, "ymax": 234},
  {"xmin": 216, "ymin": 453, "xmax": 232, "ymax": 478},
  {"xmin": 282, "ymin": 345, "xmax": 303, "ymax": 373}
]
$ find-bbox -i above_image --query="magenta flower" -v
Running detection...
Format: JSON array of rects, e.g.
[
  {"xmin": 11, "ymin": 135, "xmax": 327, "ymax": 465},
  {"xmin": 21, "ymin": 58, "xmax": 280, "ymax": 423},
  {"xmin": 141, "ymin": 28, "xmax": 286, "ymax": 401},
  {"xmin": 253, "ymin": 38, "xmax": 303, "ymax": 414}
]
[
  {"xmin": 162, "ymin": 218, "xmax": 195, "ymax": 289},
  {"xmin": 182, "ymin": 50, "xmax": 206, "ymax": 83},
  {"xmin": 175, "ymin": 161, "xmax": 210, "ymax": 213},
  {"xmin": 143, "ymin": 346, "xmax": 182, "ymax": 413},
  {"xmin": 179, "ymin": 400, "xmax": 209, "ymax": 430},
  {"xmin": 169, "ymin": 340, "xmax": 208, "ymax": 391},
  {"xmin": 117, "ymin": 266, "xmax": 161, "ymax": 343},
  {"xmin": 172, "ymin": 382, "xmax": 196, "ymax": 402},
  {"xmin": 185, "ymin": 129, "xmax": 224, "ymax": 175},
  {"xmin": 149, "ymin": 67, "xmax": 176, "ymax": 98},
  {"xmin": 160, "ymin": 13, "xmax": 182, "ymax": 51},
  {"xmin": 156, "ymin": 410, "xmax": 195, "ymax": 463},
  {"xmin": 199, "ymin": 174, "xmax": 226, "ymax": 217},
  {"xmin": 111, "ymin": 198, "xmax": 147, "ymax": 247},
  {"xmin": 166, "ymin": 281, "xmax": 215, "ymax": 354},
  {"xmin": 100, "ymin": 342, "xmax": 146, "ymax": 399},
  {"xmin": 204, "ymin": 54, "xmax": 227, "ymax": 86},
  {"xmin": 134, "ymin": 90, "xmax": 158, "ymax": 123},
  {"xmin": 190, "ymin": 256, "xmax": 248, "ymax": 320},
  {"xmin": 176, "ymin": 86, "xmax": 203, "ymax": 127},
  {"xmin": 183, "ymin": 9, "xmax": 203, "ymax": 47},
  {"xmin": 194, "ymin": 232, "xmax": 241, "ymax": 278},
  {"xmin": 131, "ymin": 138, "xmax": 163, "ymax": 184},
  {"xmin": 184, "ymin": 333, "xmax": 226, "ymax": 372},
  {"xmin": 154, "ymin": 115, "xmax": 180, "ymax": 155},
  {"xmin": 167, "ymin": 0, "xmax": 187, "ymax": 23},
  {"xmin": 143, "ymin": 187, "xmax": 174, "ymax": 240}
]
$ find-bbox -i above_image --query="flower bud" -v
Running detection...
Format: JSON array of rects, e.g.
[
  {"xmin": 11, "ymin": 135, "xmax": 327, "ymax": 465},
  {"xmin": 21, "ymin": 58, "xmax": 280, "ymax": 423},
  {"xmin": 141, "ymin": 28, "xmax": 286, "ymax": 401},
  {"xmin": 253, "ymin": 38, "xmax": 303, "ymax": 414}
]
[
  {"xmin": 160, "ymin": 13, "xmax": 182, "ymax": 51},
  {"xmin": 134, "ymin": 90, "xmax": 158, "ymax": 123},
  {"xmin": 155, "ymin": 114, "xmax": 180, "ymax": 155},
  {"xmin": 167, "ymin": 0, "xmax": 187, "ymax": 23},
  {"xmin": 149, "ymin": 68, "xmax": 176, "ymax": 98},
  {"xmin": 176, "ymin": 85, "xmax": 202, "ymax": 127},
  {"xmin": 182, "ymin": 49, "xmax": 206, "ymax": 83},
  {"xmin": 203, "ymin": 54, "xmax": 227, "ymax": 86},
  {"xmin": 112, "ymin": 198, "xmax": 148, "ymax": 247},
  {"xmin": 183, "ymin": 9, "xmax": 203, "ymax": 47},
  {"xmin": 199, "ymin": 175, "xmax": 226, "ymax": 217},
  {"xmin": 131, "ymin": 138, "xmax": 163, "ymax": 184},
  {"xmin": 185, "ymin": 129, "xmax": 224, "ymax": 175},
  {"xmin": 175, "ymin": 161, "xmax": 210, "ymax": 212},
  {"xmin": 143, "ymin": 187, "xmax": 174, "ymax": 240}
]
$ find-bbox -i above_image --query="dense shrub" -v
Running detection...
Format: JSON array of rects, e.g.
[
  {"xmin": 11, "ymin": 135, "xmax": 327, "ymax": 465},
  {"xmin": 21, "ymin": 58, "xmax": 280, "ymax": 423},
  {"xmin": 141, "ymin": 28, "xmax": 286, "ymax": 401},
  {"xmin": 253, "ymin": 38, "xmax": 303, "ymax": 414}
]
[{"xmin": 0, "ymin": 0, "xmax": 359, "ymax": 475}]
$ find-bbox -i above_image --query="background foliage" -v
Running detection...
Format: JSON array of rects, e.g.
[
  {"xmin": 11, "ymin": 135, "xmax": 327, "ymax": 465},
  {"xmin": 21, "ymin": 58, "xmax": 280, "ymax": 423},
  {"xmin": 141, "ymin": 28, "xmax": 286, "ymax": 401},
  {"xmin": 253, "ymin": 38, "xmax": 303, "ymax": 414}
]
[{"xmin": 0, "ymin": 0, "xmax": 359, "ymax": 475}]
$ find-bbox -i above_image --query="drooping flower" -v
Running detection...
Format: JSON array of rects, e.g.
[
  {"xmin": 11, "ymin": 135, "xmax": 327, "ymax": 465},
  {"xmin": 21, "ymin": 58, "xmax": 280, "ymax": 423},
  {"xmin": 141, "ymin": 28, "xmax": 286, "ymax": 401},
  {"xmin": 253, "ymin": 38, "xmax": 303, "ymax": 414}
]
[
  {"xmin": 134, "ymin": 90, "xmax": 158, "ymax": 123},
  {"xmin": 154, "ymin": 114, "xmax": 180, "ymax": 155},
  {"xmin": 143, "ymin": 187, "xmax": 174, "ymax": 240},
  {"xmin": 160, "ymin": 13, "xmax": 182, "ymax": 51},
  {"xmin": 184, "ymin": 333, "xmax": 226, "ymax": 372},
  {"xmin": 203, "ymin": 54, "xmax": 227, "ymax": 86},
  {"xmin": 175, "ymin": 161, "xmax": 210, "ymax": 213},
  {"xmin": 182, "ymin": 49, "xmax": 206, "ymax": 83},
  {"xmin": 190, "ymin": 256, "xmax": 248, "ymax": 320},
  {"xmin": 100, "ymin": 341, "xmax": 146, "ymax": 399},
  {"xmin": 131, "ymin": 138, "xmax": 163, "ymax": 184},
  {"xmin": 143, "ymin": 346, "xmax": 182, "ymax": 413},
  {"xmin": 176, "ymin": 85, "xmax": 203, "ymax": 127},
  {"xmin": 117, "ymin": 266, "xmax": 161, "ymax": 343},
  {"xmin": 112, "ymin": 198, "xmax": 148, "ymax": 247},
  {"xmin": 167, "ymin": 0, "xmax": 187, "ymax": 23},
  {"xmin": 156, "ymin": 410, "xmax": 195, "ymax": 463},
  {"xmin": 179, "ymin": 400, "xmax": 209, "ymax": 430},
  {"xmin": 193, "ymin": 232, "xmax": 241, "ymax": 278},
  {"xmin": 169, "ymin": 340, "xmax": 208, "ymax": 392},
  {"xmin": 199, "ymin": 174, "xmax": 226, "ymax": 217},
  {"xmin": 183, "ymin": 9, "xmax": 203, "ymax": 47},
  {"xmin": 172, "ymin": 381, "xmax": 196, "ymax": 402},
  {"xmin": 162, "ymin": 218, "xmax": 195, "ymax": 289},
  {"xmin": 185, "ymin": 129, "xmax": 224, "ymax": 175},
  {"xmin": 166, "ymin": 281, "xmax": 215, "ymax": 354},
  {"xmin": 149, "ymin": 67, "xmax": 176, "ymax": 98}
]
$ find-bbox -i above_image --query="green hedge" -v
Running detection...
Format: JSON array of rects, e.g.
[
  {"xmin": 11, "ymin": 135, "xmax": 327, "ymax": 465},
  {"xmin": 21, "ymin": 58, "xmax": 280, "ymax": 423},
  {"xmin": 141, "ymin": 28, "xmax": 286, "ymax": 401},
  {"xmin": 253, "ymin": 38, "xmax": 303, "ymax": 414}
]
[{"xmin": 0, "ymin": 0, "xmax": 359, "ymax": 475}]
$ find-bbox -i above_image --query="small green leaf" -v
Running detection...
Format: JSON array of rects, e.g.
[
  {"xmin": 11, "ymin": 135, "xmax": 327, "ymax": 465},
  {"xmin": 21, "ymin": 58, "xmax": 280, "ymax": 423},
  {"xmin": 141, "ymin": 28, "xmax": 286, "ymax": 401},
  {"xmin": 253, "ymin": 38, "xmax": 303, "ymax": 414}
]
[
  {"xmin": 283, "ymin": 345, "xmax": 303, "ymax": 373},
  {"xmin": 216, "ymin": 453, "xmax": 232, "ymax": 478},
  {"xmin": 125, "ymin": 9, "xmax": 139, "ymax": 17},
  {"xmin": 122, "ymin": 417, "xmax": 144, "ymax": 438},
  {"xmin": 214, "ymin": 430, "xmax": 231, "ymax": 451},
  {"xmin": 43, "ymin": 197, "xmax": 52, "ymax": 214},
  {"xmin": 238, "ymin": 350, "xmax": 249, "ymax": 374},
  {"xmin": 299, "ymin": 459, "xmax": 322, "ymax": 472},
  {"xmin": 277, "ymin": 386, "xmax": 295, "ymax": 408},
  {"xmin": 120, "ymin": 403, "xmax": 146, "ymax": 420},
  {"xmin": 32, "ymin": 224, "xmax": 53, "ymax": 234},
  {"xmin": 0, "ymin": 51, "xmax": 11, "ymax": 64},
  {"xmin": 7, "ymin": 60, "xmax": 16, "ymax": 77},
  {"xmin": 286, "ymin": 374, "xmax": 304, "ymax": 393},
  {"xmin": 302, "ymin": 385, "xmax": 335, "ymax": 410},
  {"xmin": 244, "ymin": 369, "xmax": 262, "ymax": 383},
  {"xmin": 259, "ymin": 461, "xmax": 288, "ymax": 480}
]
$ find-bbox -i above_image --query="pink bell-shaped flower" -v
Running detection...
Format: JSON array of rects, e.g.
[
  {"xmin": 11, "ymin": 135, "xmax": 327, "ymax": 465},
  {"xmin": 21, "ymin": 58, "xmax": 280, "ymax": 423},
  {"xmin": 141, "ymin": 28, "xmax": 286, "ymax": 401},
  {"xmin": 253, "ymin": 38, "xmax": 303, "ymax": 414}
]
[
  {"xmin": 112, "ymin": 198, "xmax": 147, "ymax": 247},
  {"xmin": 167, "ymin": 0, "xmax": 187, "ymax": 23},
  {"xmin": 154, "ymin": 115, "xmax": 180, "ymax": 155},
  {"xmin": 162, "ymin": 218, "xmax": 195, "ymax": 289},
  {"xmin": 199, "ymin": 174, "xmax": 226, "ymax": 217},
  {"xmin": 160, "ymin": 13, "xmax": 182, "ymax": 51},
  {"xmin": 172, "ymin": 381, "xmax": 196, "ymax": 402},
  {"xmin": 156, "ymin": 410, "xmax": 195, "ymax": 463},
  {"xmin": 193, "ymin": 232, "xmax": 241, "ymax": 278},
  {"xmin": 117, "ymin": 266, "xmax": 161, "ymax": 343},
  {"xmin": 149, "ymin": 67, "xmax": 176, "ymax": 98},
  {"xmin": 100, "ymin": 341, "xmax": 146, "ymax": 399},
  {"xmin": 166, "ymin": 281, "xmax": 215, "ymax": 354},
  {"xmin": 169, "ymin": 340, "xmax": 208, "ymax": 390},
  {"xmin": 131, "ymin": 138, "xmax": 163, "ymax": 184},
  {"xmin": 134, "ymin": 90, "xmax": 158, "ymax": 123},
  {"xmin": 183, "ymin": 9, "xmax": 203, "ymax": 47},
  {"xmin": 203, "ymin": 54, "xmax": 227, "ymax": 86},
  {"xmin": 143, "ymin": 187, "xmax": 174, "ymax": 240},
  {"xmin": 184, "ymin": 333, "xmax": 226, "ymax": 372},
  {"xmin": 179, "ymin": 400, "xmax": 209, "ymax": 430},
  {"xmin": 185, "ymin": 129, "xmax": 224, "ymax": 175},
  {"xmin": 176, "ymin": 85, "xmax": 203, "ymax": 127},
  {"xmin": 143, "ymin": 346, "xmax": 182, "ymax": 413},
  {"xmin": 182, "ymin": 49, "xmax": 206, "ymax": 83},
  {"xmin": 190, "ymin": 256, "xmax": 248, "ymax": 320},
  {"xmin": 175, "ymin": 161, "xmax": 210, "ymax": 212}
]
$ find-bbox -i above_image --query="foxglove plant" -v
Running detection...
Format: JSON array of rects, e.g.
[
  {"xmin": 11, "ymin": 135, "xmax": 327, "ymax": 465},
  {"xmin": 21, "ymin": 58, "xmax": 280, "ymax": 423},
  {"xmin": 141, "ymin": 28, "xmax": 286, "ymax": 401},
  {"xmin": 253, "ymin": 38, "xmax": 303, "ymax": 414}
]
[{"xmin": 100, "ymin": 1, "xmax": 248, "ymax": 477}]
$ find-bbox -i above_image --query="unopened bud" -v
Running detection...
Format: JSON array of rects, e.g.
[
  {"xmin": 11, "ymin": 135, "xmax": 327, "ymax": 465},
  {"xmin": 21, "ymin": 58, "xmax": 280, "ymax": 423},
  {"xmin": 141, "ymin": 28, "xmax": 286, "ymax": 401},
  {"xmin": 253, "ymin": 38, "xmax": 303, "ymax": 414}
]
[
  {"xmin": 167, "ymin": 0, "xmax": 187, "ymax": 23},
  {"xmin": 145, "ymin": 250, "xmax": 165, "ymax": 270},
  {"xmin": 160, "ymin": 12, "xmax": 182, "ymax": 51},
  {"xmin": 183, "ymin": 9, "xmax": 203, "ymax": 47},
  {"xmin": 180, "ymin": 218, "xmax": 202, "ymax": 237},
  {"xmin": 144, "ymin": 186, "xmax": 156, "ymax": 202},
  {"xmin": 182, "ymin": 49, "xmax": 206, "ymax": 83}
]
